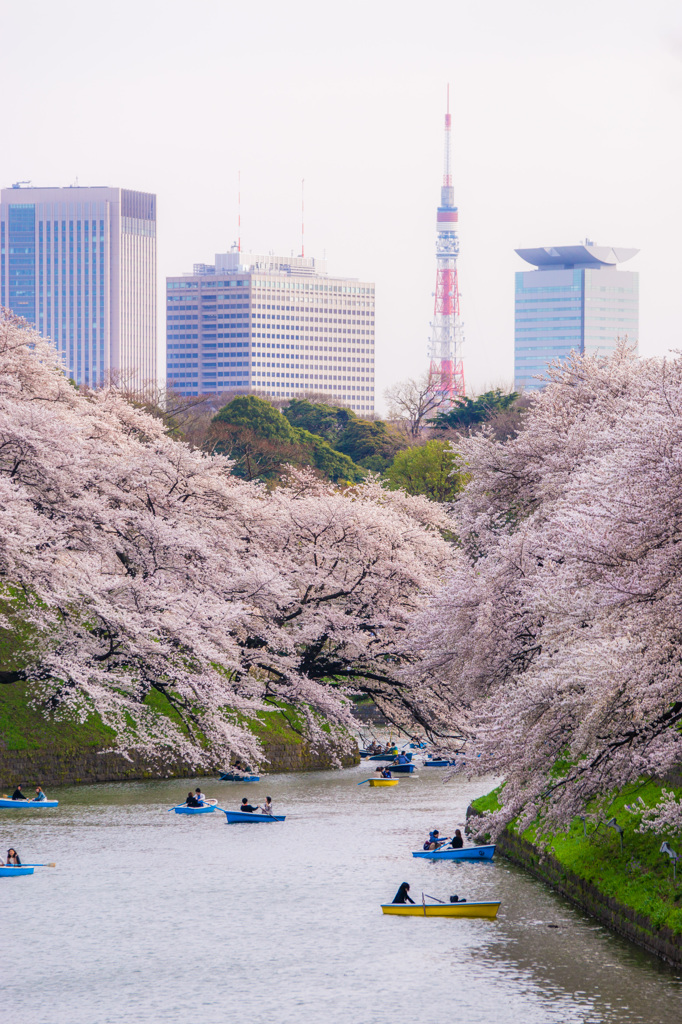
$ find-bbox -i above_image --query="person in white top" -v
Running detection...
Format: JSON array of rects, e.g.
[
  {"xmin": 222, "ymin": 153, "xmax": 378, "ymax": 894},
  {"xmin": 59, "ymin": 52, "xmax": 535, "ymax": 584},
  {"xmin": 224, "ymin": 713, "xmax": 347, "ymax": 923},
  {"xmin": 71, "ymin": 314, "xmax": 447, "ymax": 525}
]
[
  {"xmin": 259, "ymin": 796, "xmax": 273, "ymax": 815},
  {"xmin": 195, "ymin": 787, "xmax": 207, "ymax": 806}
]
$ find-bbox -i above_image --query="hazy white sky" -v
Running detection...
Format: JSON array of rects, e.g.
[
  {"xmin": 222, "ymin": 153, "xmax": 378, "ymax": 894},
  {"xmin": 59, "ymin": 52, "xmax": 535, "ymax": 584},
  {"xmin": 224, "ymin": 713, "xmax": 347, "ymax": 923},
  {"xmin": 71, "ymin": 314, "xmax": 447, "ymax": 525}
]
[{"xmin": 2, "ymin": 0, "xmax": 681, "ymax": 409}]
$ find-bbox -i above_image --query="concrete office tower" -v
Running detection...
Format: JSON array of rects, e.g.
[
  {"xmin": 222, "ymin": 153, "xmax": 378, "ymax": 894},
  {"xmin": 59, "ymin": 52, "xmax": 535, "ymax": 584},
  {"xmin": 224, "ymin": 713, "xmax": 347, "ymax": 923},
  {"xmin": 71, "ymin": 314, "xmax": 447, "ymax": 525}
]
[
  {"xmin": 0, "ymin": 184, "xmax": 157, "ymax": 389},
  {"xmin": 166, "ymin": 249, "xmax": 375, "ymax": 413},
  {"xmin": 514, "ymin": 242, "xmax": 639, "ymax": 390}
]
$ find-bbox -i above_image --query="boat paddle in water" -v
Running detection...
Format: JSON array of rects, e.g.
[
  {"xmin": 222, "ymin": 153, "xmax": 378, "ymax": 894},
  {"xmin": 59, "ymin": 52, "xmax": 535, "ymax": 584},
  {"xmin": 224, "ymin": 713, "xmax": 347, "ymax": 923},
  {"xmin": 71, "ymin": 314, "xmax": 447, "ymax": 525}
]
[
  {"xmin": 0, "ymin": 866, "xmax": 34, "ymax": 877},
  {"xmin": 382, "ymin": 894, "xmax": 500, "ymax": 919},
  {"xmin": 0, "ymin": 798, "xmax": 59, "ymax": 809},
  {"xmin": 222, "ymin": 809, "xmax": 285, "ymax": 823},
  {"xmin": 413, "ymin": 844, "xmax": 496, "ymax": 861}
]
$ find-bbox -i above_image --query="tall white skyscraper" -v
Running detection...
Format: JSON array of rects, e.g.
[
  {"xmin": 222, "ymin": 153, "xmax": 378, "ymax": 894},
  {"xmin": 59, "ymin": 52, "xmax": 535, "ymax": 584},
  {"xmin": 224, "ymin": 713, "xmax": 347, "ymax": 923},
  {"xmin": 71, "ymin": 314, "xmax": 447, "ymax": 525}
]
[
  {"xmin": 0, "ymin": 184, "xmax": 157, "ymax": 389},
  {"xmin": 166, "ymin": 249, "xmax": 375, "ymax": 413}
]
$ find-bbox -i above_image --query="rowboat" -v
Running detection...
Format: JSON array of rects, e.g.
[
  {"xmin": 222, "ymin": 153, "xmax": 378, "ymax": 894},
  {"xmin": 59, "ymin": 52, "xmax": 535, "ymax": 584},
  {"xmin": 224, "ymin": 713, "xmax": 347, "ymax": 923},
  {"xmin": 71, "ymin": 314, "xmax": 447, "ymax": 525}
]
[
  {"xmin": 423, "ymin": 759, "xmax": 457, "ymax": 767},
  {"xmin": 367, "ymin": 778, "xmax": 399, "ymax": 787},
  {"xmin": 218, "ymin": 772, "xmax": 260, "ymax": 782},
  {"xmin": 0, "ymin": 865, "xmax": 34, "ymax": 877},
  {"xmin": 412, "ymin": 845, "xmax": 496, "ymax": 861},
  {"xmin": 222, "ymin": 809, "xmax": 285, "ymax": 823},
  {"xmin": 0, "ymin": 798, "xmax": 59, "ymax": 809},
  {"xmin": 381, "ymin": 900, "xmax": 500, "ymax": 919},
  {"xmin": 173, "ymin": 799, "xmax": 218, "ymax": 815},
  {"xmin": 367, "ymin": 752, "xmax": 413, "ymax": 762},
  {"xmin": 385, "ymin": 762, "xmax": 414, "ymax": 774}
]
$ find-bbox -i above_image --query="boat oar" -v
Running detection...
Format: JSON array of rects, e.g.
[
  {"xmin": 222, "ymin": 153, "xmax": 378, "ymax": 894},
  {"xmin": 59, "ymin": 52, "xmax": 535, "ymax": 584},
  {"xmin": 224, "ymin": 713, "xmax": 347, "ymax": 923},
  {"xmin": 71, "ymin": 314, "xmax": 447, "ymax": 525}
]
[
  {"xmin": 357, "ymin": 779, "xmax": 371, "ymax": 785},
  {"xmin": 424, "ymin": 893, "xmax": 447, "ymax": 904},
  {"xmin": 21, "ymin": 862, "xmax": 56, "ymax": 868}
]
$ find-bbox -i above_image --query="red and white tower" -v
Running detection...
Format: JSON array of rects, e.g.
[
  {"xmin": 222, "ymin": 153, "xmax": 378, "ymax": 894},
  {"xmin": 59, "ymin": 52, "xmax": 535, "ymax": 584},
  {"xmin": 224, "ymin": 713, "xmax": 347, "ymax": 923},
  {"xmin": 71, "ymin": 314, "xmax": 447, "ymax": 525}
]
[{"xmin": 428, "ymin": 87, "xmax": 465, "ymax": 397}]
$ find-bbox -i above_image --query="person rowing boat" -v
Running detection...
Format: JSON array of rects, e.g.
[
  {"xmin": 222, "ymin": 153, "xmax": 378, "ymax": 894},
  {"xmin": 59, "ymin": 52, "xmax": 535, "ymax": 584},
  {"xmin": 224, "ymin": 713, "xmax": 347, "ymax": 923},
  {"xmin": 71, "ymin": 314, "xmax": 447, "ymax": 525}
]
[
  {"xmin": 376, "ymin": 766, "xmax": 392, "ymax": 779},
  {"xmin": 392, "ymin": 882, "xmax": 415, "ymax": 904},
  {"xmin": 240, "ymin": 798, "xmax": 259, "ymax": 813},
  {"xmin": 1, "ymin": 848, "xmax": 22, "ymax": 866},
  {"xmin": 10, "ymin": 785, "xmax": 27, "ymax": 801},
  {"xmin": 423, "ymin": 829, "xmax": 447, "ymax": 851}
]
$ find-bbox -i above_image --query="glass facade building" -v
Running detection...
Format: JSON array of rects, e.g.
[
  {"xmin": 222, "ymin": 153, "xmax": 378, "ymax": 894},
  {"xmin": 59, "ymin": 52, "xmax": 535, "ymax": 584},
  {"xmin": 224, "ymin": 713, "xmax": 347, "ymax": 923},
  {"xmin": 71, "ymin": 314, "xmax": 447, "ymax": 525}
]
[
  {"xmin": 0, "ymin": 185, "xmax": 157, "ymax": 390},
  {"xmin": 514, "ymin": 244, "xmax": 639, "ymax": 390},
  {"xmin": 167, "ymin": 250, "xmax": 375, "ymax": 413}
]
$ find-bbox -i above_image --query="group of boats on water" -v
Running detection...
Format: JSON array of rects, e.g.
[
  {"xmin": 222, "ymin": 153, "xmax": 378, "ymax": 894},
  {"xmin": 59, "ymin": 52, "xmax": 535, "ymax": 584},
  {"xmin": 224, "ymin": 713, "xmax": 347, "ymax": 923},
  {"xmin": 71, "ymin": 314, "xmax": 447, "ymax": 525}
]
[{"xmin": 1, "ymin": 738, "xmax": 500, "ymax": 916}]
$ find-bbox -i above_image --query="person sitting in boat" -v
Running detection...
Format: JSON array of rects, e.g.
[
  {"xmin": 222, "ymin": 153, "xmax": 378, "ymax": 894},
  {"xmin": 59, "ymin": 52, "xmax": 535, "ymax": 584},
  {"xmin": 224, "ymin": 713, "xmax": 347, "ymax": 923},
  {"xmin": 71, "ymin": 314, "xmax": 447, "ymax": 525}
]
[
  {"xmin": 376, "ymin": 766, "xmax": 392, "ymax": 779},
  {"xmin": 11, "ymin": 785, "xmax": 27, "ymax": 801},
  {"xmin": 395, "ymin": 752, "xmax": 409, "ymax": 765},
  {"xmin": 259, "ymin": 796, "xmax": 273, "ymax": 815},
  {"xmin": 424, "ymin": 829, "xmax": 443, "ymax": 851},
  {"xmin": 33, "ymin": 786, "xmax": 47, "ymax": 802},
  {"xmin": 450, "ymin": 829, "xmax": 464, "ymax": 849},
  {"xmin": 194, "ymin": 787, "xmax": 206, "ymax": 807},
  {"xmin": 185, "ymin": 792, "xmax": 200, "ymax": 808},
  {"xmin": 240, "ymin": 798, "xmax": 259, "ymax": 813},
  {"xmin": 392, "ymin": 882, "xmax": 415, "ymax": 904},
  {"xmin": 4, "ymin": 848, "xmax": 22, "ymax": 866}
]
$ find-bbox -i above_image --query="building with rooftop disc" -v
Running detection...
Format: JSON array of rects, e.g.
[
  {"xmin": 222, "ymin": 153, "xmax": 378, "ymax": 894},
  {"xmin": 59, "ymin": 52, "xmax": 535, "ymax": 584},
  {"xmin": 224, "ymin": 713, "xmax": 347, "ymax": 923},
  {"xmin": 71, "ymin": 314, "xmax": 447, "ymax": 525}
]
[
  {"xmin": 514, "ymin": 242, "xmax": 639, "ymax": 391},
  {"xmin": 166, "ymin": 249, "xmax": 375, "ymax": 413}
]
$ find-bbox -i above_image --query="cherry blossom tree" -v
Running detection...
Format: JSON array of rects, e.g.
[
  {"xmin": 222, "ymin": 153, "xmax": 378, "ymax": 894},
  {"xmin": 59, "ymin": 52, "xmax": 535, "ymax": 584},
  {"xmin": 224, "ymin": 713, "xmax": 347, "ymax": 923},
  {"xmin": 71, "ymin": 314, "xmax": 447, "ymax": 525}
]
[
  {"xmin": 0, "ymin": 311, "xmax": 453, "ymax": 769},
  {"xmin": 413, "ymin": 344, "xmax": 682, "ymax": 837}
]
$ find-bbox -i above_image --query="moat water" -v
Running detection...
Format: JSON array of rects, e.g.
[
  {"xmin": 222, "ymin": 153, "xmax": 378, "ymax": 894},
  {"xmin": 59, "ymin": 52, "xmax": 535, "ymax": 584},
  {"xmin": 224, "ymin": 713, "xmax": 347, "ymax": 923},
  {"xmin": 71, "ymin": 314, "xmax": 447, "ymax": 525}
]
[{"xmin": 2, "ymin": 766, "xmax": 681, "ymax": 1023}]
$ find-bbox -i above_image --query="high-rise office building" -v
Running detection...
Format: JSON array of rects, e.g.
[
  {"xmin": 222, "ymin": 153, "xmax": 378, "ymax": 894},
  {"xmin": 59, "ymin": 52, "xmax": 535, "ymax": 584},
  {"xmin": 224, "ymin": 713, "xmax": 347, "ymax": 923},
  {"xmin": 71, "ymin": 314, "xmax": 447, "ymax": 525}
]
[
  {"xmin": 514, "ymin": 243, "xmax": 639, "ymax": 390},
  {"xmin": 166, "ymin": 249, "xmax": 375, "ymax": 413},
  {"xmin": 0, "ymin": 184, "xmax": 157, "ymax": 389}
]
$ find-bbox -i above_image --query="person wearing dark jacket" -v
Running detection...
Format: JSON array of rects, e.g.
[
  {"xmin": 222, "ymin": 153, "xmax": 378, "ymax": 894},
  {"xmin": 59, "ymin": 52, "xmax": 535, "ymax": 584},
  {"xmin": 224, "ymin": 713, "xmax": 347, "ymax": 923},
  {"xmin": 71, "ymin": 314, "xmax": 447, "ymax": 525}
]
[
  {"xmin": 11, "ymin": 786, "xmax": 27, "ymax": 801},
  {"xmin": 185, "ymin": 792, "xmax": 200, "ymax": 808},
  {"xmin": 451, "ymin": 829, "xmax": 464, "ymax": 849},
  {"xmin": 392, "ymin": 882, "xmax": 415, "ymax": 904},
  {"xmin": 240, "ymin": 798, "xmax": 259, "ymax": 813}
]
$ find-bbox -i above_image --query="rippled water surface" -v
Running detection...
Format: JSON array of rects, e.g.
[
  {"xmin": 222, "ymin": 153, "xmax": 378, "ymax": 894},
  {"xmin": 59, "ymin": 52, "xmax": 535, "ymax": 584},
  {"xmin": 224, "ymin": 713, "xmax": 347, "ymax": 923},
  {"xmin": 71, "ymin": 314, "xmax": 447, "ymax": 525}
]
[{"xmin": 2, "ymin": 766, "xmax": 682, "ymax": 1023}]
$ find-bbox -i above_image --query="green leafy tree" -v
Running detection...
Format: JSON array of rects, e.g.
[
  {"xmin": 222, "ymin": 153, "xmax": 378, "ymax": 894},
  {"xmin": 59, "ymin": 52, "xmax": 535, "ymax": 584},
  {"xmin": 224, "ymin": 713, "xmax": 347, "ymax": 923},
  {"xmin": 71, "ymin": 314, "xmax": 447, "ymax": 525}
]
[
  {"xmin": 384, "ymin": 440, "xmax": 465, "ymax": 502},
  {"xmin": 283, "ymin": 399, "xmax": 355, "ymax": 443},
  {"xmin": 335, "ymin": 418, "xmax": 408, "ymax": 471},
  {"xmin": 212, "ymin": 395, "xmax": 364, "ymax": 483},
  {"xmin": 429, "ymin": 389, "xmax": 519, "ymax": 431}
]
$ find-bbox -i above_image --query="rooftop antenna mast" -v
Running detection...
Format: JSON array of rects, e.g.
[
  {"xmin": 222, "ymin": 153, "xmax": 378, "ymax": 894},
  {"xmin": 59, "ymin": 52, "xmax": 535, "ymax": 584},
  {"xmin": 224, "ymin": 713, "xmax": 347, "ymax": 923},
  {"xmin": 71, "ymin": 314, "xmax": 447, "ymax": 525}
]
[
  {"xmin": 238, "ymin": 170, "xmax": 241, "ymax": 253},
  {"xmin": 300, "ymin": 178, "xmax": 305, "ymax": 258}
]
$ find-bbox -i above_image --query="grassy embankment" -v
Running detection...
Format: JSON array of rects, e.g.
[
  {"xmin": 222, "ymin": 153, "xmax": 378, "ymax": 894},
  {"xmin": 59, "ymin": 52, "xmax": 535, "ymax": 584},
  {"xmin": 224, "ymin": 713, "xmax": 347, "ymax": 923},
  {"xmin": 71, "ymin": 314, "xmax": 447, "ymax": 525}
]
[
  {"xmin": 471, "ymin": 781, "xmax": 682, "ymax": 937},
  {"xmin": 0, "ymin": 680, "xmax": 356, "ymax": 787}
]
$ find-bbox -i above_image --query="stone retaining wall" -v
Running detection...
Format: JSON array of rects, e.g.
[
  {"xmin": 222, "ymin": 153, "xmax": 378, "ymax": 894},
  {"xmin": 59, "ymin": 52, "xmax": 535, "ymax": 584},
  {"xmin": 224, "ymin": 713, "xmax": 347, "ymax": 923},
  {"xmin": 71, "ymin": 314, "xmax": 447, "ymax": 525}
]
[
  {"xmin": 495, "ymin": 823, "xmax": 682, "ymax": 968},
  {"xmin": 0, "ymin": 735, "xmax": 359, "ymax": 790}
]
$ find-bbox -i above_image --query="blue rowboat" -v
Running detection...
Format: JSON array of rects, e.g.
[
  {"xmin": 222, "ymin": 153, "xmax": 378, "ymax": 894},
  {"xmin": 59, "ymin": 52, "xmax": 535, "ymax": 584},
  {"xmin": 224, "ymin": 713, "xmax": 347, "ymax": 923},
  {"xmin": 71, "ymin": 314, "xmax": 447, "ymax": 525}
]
[
  {"xmin": 0, "ymin": 865, "xmax": 34, "ymax": 877},
  {"xmin": 385, "ymin": 762, "xmax": 415, "ymax": 773},
  {"xmin": 173, "ymin": 804, "xmax": 217, "ymax": 815},
  {"xmin": 423, "ymin": 759, "xmax": 457, "ymax": 767},
  {"xmin": 218, "ymin": 772, "xmax": 260, "ymax": 782},
  {"xmin": 367, "ymin": 752, "xmax": 412, "ymax": 762},
  {"xmin": 223, "ymin": 809, "xmax": 285, "ymax": 823},
  {"xmin": 0, "ymin": 798, "xmax": 59, "ymax": 809},
  {"xmin": 412, "ymin": 845, "xmax": 496, "ymax": 861}
]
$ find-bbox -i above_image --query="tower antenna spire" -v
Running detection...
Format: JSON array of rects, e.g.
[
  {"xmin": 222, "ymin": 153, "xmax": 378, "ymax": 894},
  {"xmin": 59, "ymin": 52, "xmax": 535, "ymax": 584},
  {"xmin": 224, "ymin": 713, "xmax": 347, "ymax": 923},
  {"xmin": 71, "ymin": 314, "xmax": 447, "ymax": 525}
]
[
  {"xmin": 301, "ymin": 178, "xmax": 305, "ymax": 258},
  {"xmin": 238, "ymin": 170, "xmax": 241, "ymax": 253},
  {"xmin": 428, "ymin": 86, "xmax": 465, "ymax": 399}
]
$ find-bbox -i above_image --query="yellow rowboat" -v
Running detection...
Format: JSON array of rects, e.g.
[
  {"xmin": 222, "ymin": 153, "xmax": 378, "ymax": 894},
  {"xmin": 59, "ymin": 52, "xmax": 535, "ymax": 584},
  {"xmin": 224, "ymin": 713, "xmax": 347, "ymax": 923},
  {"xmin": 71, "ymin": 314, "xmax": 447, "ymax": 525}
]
[
  {"xmin": 368, "ymin": 778, "xmax": 399, "ymax": 787},
  {"xmin": 381, "ymin": 901, "xmax": 500, "ymax": 919}
]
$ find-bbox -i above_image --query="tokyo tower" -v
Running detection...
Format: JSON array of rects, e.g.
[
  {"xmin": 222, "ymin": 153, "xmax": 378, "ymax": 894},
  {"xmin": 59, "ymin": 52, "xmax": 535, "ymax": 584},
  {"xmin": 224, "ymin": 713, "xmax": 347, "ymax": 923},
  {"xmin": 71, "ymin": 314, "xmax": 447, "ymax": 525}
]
[{"xmin": 428, "ymin": 87, "xmax": 465, "ymax": 397}]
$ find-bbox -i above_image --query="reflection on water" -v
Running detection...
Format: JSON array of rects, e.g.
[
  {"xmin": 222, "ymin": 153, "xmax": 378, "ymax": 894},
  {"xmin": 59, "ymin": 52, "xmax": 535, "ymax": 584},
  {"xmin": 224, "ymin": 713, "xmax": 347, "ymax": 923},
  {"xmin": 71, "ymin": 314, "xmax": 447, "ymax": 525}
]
[{"xmin": 1, "ymin": 767, "xmax": 681, "ymax": 1023}]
